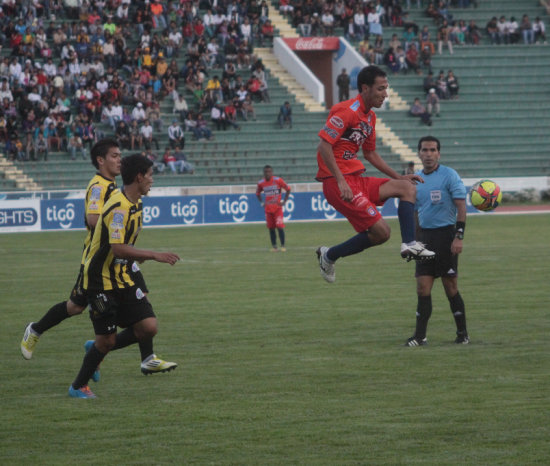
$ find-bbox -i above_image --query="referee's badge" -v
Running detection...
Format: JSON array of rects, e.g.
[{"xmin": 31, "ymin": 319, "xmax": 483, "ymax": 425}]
[{"xmin": 430, "ymin": 190, "xmax": 442, "ymax": 204}]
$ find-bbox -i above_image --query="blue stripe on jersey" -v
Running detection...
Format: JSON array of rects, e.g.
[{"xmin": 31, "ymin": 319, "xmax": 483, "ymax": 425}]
[{"xmin": 415, "ymin": 164, "xmax": 467, "ymax": 229}]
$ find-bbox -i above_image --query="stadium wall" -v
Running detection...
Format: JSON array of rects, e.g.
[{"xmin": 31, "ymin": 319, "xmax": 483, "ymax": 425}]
[{"xmin": 2, "ymin": 176, "xmax": 539, "ymax": 233}]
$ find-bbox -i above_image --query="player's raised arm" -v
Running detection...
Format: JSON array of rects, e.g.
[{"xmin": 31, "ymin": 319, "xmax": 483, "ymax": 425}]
[
  {"xmin": 318, "ymin": 139, "xmax": 353, "ymax": 201},
  {"xmin": 111, "ymin": 243, "xmax": 180, "ymax": 265}
]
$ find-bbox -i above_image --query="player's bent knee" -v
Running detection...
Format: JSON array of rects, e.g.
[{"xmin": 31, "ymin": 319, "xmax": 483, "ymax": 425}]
[
  {"xmin": 134, "ymin": 318, "xmax": 158, "ymax": 340},
  {"xmin": 67, "ymin": 301, "xmax": 85, "ymax": 316},
  {"xmin": 95, "ymin": 334, "xmax": 116, "ymax": 353}
]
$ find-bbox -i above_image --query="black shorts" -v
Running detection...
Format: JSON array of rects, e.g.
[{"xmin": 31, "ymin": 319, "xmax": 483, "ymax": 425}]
[
  {"xmin": 87, "ymin": 285, "xmax": 156, "ymax": 335},
  {"xmin": 129, "ymin": 262, "xmax": 149, "ymax": 294},
  {"xmin": 69, "ymin": 265, "xmax": 88, "ymax": 308},
  {"xmin": 415, "ymin": 225, "xmax": 458, "ymax": 279}
]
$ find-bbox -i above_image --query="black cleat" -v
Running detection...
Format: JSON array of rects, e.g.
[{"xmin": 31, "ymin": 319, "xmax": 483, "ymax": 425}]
[{"xmin": 455, "ymin": 332, "xmax": 470, "ymax": 344}]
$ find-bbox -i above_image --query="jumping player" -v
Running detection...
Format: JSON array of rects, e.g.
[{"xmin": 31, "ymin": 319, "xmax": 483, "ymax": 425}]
[
  {"xmin": 406, "ymin": 136, "xmax": 469, "ymax": 346},
  {"xmin": 256, "ymin": 165, "xmax": 291, "ymax": 252},
  {"xmin": 69, "ymin": 154, "xmax": 180, "ymax": 398},
  {"xmin": 21, "ymin": 139, "xmax": 176, "ymax": 377},
  {"xmin": 316, "ymin": 65, "xmax": 435, "ymax": 283}
]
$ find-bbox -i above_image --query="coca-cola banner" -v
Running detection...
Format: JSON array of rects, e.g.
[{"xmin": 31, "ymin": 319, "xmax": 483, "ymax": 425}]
[{"xmin": 283, "ymin": 37, "xmax": 340, "ymax": 51}]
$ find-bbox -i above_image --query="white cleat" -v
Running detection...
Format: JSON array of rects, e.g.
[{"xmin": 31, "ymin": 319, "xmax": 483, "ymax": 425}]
[
  {"xmin": 316, "ymin": 246, "xmax": 335, "ymax": 283},
  {"xmin": 21, "ymin": 323, "xmax": 40, "ymax": 360},
  {"xmin": 140, "ymin": 355, "xmax": 178, "ymax": 375},
  {"xmin": 400, "ymin": 242, "xmax": 436, "ymax": 262}
]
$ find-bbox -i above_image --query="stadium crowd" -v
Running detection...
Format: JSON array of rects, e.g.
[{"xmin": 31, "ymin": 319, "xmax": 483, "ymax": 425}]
[{"xmin": 0, "ymin": 0, "xmax": 276, "ymax": 166}]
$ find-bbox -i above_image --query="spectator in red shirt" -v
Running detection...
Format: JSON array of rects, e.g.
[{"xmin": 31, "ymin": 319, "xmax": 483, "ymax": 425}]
[{"xmin": 405, "ymin": 44, "xmax": 422, "ymax": 75}]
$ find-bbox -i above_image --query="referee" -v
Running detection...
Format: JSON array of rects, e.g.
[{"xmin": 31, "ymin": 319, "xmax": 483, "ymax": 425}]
[{"xmin": 406, "ymin": 136, "xmax": 469, "ymax": 346}]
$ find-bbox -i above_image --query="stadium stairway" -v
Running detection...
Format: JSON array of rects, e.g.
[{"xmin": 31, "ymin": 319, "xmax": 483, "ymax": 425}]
[{"xmin": 0, "ymin": 154, "xmax": 41, "ymax": 191}]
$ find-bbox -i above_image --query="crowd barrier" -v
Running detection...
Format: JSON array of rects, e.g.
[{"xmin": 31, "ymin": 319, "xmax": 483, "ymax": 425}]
[{"xmin": 0, "ymin": 191, "xmax": 481, "ymax": 233}]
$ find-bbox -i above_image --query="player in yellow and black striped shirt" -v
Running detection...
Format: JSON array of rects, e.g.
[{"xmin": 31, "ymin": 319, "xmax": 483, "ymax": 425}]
[
  {"xmin": 21, "ymin": 139, "xmax": 121, "ymax": 360},
  {"xmin": 70, "ymin": 154, "xmax": 180, "ymax": 398}
]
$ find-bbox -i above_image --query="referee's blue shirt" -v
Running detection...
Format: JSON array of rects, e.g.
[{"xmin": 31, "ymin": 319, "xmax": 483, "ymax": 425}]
[{"xmin": 415, "ymin": 164, "xmax": 467, "ymax": 229}]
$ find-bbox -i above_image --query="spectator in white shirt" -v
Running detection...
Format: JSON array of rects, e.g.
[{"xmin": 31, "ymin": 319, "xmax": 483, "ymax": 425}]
[
  {"xmin": 321, "ymin": 11, "xmax": 334, "ymax": 35},
  {"xmin": 96, "ymin": 76, "xmax": 108, "ymax": 94},
  {"xmin": 167, "ymin": 120, "xmax": 185, "ymax": 148},
  {"xmin": 43, "ymin": 58, "xmax": 57, "ymax": 77},
  {"xmin": 140, "ymin": 119, "xmax": 159, "ymax": 150},
  {"xmin": 131, "ymin": 102, "xmax": 146, "ymax": 122}
]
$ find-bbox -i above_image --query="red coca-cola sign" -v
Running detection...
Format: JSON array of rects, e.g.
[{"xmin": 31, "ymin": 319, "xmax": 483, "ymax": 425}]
[{"xmin": 284, "ymin": 37, "xmax": 340, "ymax": 51}]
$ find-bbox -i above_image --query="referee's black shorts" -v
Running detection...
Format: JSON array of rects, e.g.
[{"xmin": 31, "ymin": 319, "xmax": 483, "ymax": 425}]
[{"xmin": 415, "ymin": 225, "xmax": 458, "ymax": 279}]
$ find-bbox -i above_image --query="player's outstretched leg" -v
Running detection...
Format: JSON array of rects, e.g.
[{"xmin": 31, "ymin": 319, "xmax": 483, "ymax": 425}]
[
  {"xmin": 379, "ymin": 180, "xmax": 435, "ymax": 261},
  {"xmin": 398, "ymin": 200, "xmax": 435, "ymax": 261},
  {"xmin": 405, "ymin": 295, "xmax": 432, "ymax": 347},
  {"xmin": 21, "ymin": 300, "xmax": 84, "ymax": 359},
  {"xmin": 269, "ymin": 228, "xmax": 278, "ymax": 252},
  {"xmin": 69, "ymin": 342, "xmax": 106, "ymax": 399}
]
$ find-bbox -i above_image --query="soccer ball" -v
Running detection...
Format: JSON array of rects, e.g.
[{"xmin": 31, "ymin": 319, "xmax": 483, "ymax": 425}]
[{"xmin": 470, "ymin": 180, "xmax": 502, "ymax": 211}]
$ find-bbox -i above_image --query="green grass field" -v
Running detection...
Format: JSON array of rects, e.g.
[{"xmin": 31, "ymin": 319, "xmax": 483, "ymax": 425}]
[{"xmin": 1, "ymin": 214, "xmax": 549, "ymax": 465}]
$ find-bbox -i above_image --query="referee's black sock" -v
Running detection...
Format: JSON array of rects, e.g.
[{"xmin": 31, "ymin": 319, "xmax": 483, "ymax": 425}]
[
  {"xmin": 397, "ymin": 200, "xmax": 415, "ymax": 244},
  {"xmin": 139, "ymin": 339, "xmax": 154, "ymax": 362},
  {"xmin": 32, "ymin": 302, "xmax": 70, "ymax": 335},
  {"xmin": 448, "ymin": 292, "xmax": 467, "ymax": 334},
  {"xmin": 269, "ymin": 229, "xmax": 277, "ymax": 247},
  {"xmin": 72, "ymin": 344, "xmax": 105, "ymax": 390},
  {"xmin": 277, "ymin": 228, "xmax": 285, "ymax": 247},
  {"xmin": 112, "ymin": 328, "xmax": 138, "ymax": 351},
  {"xmin": 327, "ymin": 232, "xmax": 372, "ymax": 262},
  {"xmin": 415, "ymin": 295, "xmax": 432, "ymax": 340}
]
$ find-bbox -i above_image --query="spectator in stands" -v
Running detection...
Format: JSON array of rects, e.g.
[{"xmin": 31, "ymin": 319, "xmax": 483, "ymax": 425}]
[
  {"xmin": 195, "ymin": 113, "xmax": 214, "ymax": 140},
  {"xmin": 353, "ymin": 6, "xmax": 367, "ymax": 40},
  {"xmin": 141, "ymin": 119, "xmax": 159, "ymax": 150},
  {"xmin": 497, "ymin": 16, "xmax": 509, "ymax": 45},
  {"xmin": 405, "ymin": 44, "xmax": 422, "ymax": 75},
  {"xmin": 129, "ymin": 120, "xmax": 142, "ymax": 150},
  {"xmin": 372, "ymin": 36, "xmax": 385, "ymax": 65},
  {"xmin": 243, "ymin": 95, "xmax": 257, "ymax": 121},
  {"xmin": 131, "ymin": 102, "xmax": 146, "ymax": 123},
  {"xmin": 146, "ymin": 101, "xmax": 163, "ymax": 133},
  {"xmin": 45, "ymin": 122, "xmax": 61, "ymax": 151},
  {"xmin": 436, "ymin": 70, "xmax": 450, "ymax": 99},
  {"xmin": 438, "ymin": 20, "xmax": 454, "ymax": 54},
  {"xmin": 168, "ymin": 120, "xmax": 185, "ymax": 149},
  {"xmin": 426, "ymin": 88, "xmax": 441, "ymax": 117},
  {"xmin": 68, "ymin": 132, "xmax": 86, "ymax": 160},
  {"xmin": 446, "ymin": 70, "xmax": 459, "ymax": 99},
  {"xmin": 533, "ymin": 17, "xmax": 547, "ymax": 44},
  {"xmin": 205, "ymin": 75, "xmax": 223, "ymax": 103},
  {"xmin": 210, "ymin": 103, "xmax": 227, "ymax": 131},
  {"xmin": 173, "ymin": 145, "xmax": 195, "ymax": 174},
  {"xmin": 423, "ymin": 72, "xmax": 437, "ymax": 94},
  {"xmin": 115, "ymin": 121, "xmax": 131, "ymax": 150},
  {"xmin": 395, "ymin": 46, "xmax": 407, "ymax": 73},
  {"xmin": 35, "ymin": 131, "xmax": 48, "ymax": 161},
  {"xmin": 173, "ymin": 93, "xmax": 189, "ymax": 121},
  {"xmin": 336, "ymin": 68, "xmax": 350, "ymax": 102},
  {"xmin": 260, "ymin": 19, "xmax": 274, "ymax": 45},
  {"xmin": 402, "ymin": 26, "xmax": 418, "ymax": 51},
  {"xmin": 389, "ymin": 33, "xmax": 402, "ymax": 51},
  {"xmin": 278, "ymin": 101, "xmax": 292, "ymax": 129},
  {"xmin": 521, "ymin": 15, "xmax": 535, "ymax": 44},
  {"xmin": 321, "ymin": 8, "xmax": 335, "ymax": 36},
  {"xmin": 163, "ymin": 147, "xmax": 186, "ymax": 174},
  {"xmin": 144, "ymin": 149, "xmax": 165, "ymax": 174},
  {"xmin": 420, "ymin": 35, "xmax": 435, "ymax": 73},
  {"xmin": 403, "ymin": 161, "xmax": 415, "ymax": 176},
  {"xmin": 507, "ymin": 17, "xmax": 520, "ymax": 44},
  {"xmin": 486, "ymin": 17, "xmax": 499, "ymax": 44},
  {"xmin": 224, "ymin": 101, "xmax": 241, "ymax": 130},
  {"xmin": 151, "ymin": 0, "xmax": 167, "ymax": 30},
  {"xmin": 467, "ymin": 20, "xmax": 481, "ymax": 45},
  {"xmin": 409, "ymin": 96, "xmax": 431, "ymax": 123},
  {"xmin": 384, "ymin": 47, "xmax": 400, "ymax": 74}
]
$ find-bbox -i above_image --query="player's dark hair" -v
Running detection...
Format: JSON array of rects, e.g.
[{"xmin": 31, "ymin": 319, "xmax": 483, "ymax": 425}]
[
  {"xmin": 121, "ymin": 153, "xmax": 153, "ymax": 185},
  {"xmin": 356, "ymin": 65, "xmax": 387, "ymax": 92},
  {"xmin": 417, "ymin": 135, "xmax": 441, "ymax": 151},
  {"xmin": 264, "ymin": 165, "xmax": 272, "ymax": 170},
  {"xmin": 90, "ymin": 138, "xmax": 119, "ymax": 169}
]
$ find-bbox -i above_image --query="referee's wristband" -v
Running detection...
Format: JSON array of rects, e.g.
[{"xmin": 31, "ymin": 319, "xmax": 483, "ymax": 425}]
[{"xmin": 455, "ymin": 221, "xmax": 465, "ymax": 240}]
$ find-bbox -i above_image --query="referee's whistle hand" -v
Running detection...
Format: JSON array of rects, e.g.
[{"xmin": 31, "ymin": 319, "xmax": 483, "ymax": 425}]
[{"xmin": 401, "ymin": 174, "xmax": 424, "ymax": 184}]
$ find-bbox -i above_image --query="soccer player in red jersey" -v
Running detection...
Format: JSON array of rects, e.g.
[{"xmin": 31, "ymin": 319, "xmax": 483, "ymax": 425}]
[
  {"xmin": 315, "ymin": 65, "xmax": 435, "ymax": 283},
  {"xmin": 256, "ymin": 165, "xmax": 291, "ymax": 251}
]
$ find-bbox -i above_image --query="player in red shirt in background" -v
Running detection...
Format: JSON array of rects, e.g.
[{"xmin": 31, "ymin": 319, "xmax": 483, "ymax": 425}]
[
  {"xmin": 256, "ymin": 165, "xmax": 291, "ymax": 252},
  {"xmin": 316, "ymin": 65, "xmax": 434, "ymax": 283}
]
